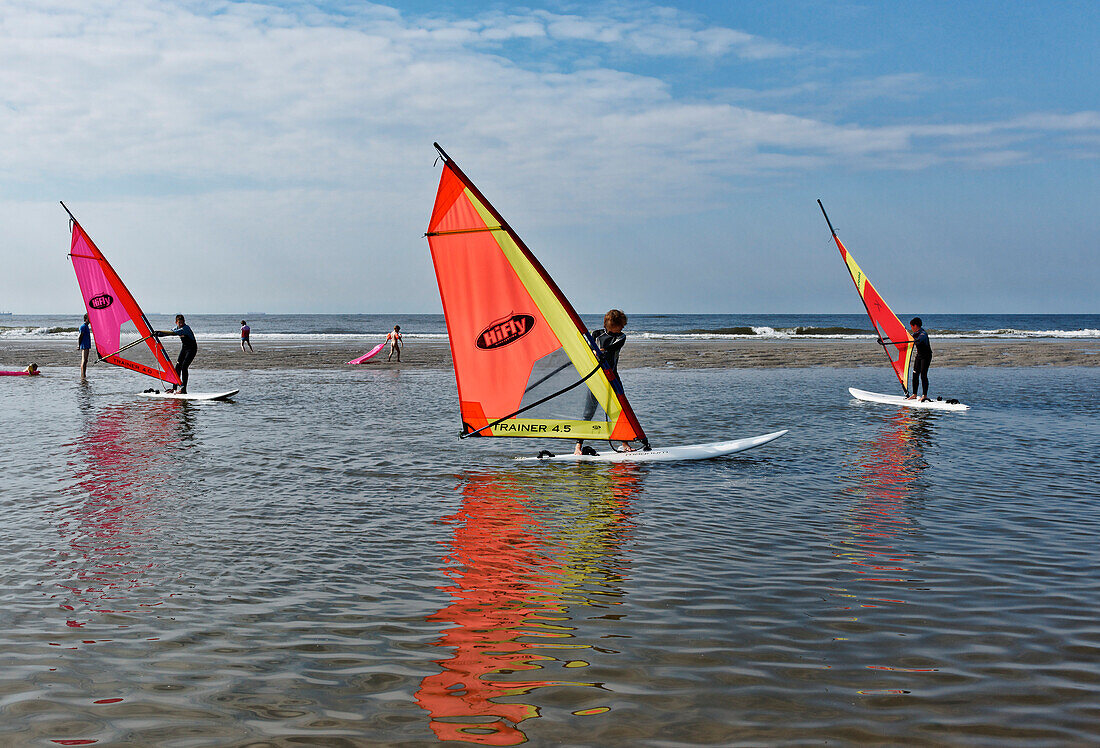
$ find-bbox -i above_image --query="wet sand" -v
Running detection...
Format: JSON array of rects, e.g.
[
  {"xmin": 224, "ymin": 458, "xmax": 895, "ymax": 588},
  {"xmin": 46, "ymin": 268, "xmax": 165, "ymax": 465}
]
[{"xmin": 3, "ymin": 337, "xmax": 1098, "ymax": 373}]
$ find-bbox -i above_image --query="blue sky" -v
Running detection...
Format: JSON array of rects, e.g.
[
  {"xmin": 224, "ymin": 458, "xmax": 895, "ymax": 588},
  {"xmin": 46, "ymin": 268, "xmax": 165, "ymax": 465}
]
[{"xmin": 1, "ymin": 0, "xmax": 1097, "ymax": 313}]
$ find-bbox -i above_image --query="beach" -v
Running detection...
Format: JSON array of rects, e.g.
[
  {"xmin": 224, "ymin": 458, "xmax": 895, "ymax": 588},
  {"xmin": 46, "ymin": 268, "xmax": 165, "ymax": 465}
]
[{"xmin": 4, "ymin": 336, "xmax": 1098, "ymax": 373}]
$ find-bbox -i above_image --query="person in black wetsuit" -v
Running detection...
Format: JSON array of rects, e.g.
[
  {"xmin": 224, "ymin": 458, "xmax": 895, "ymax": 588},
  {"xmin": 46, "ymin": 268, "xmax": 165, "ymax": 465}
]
[
  {"xmin": 575, "ymin": 309, "xmax": 634, "ymax": 456},
  {"xmin": 907, "ymin": 317, "xmax": 932, "ymax": 402},
  {"xmin": 155, "ymin": 314, "xmax": 197, "ymax": 394}
]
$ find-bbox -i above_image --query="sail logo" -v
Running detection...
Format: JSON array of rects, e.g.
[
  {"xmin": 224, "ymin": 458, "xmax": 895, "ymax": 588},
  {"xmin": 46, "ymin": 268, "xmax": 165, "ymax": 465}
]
[
  {"xmin": 477, "ymin": 313, "xmax": 535, "ymax": 350},
  {"xmin": 89, "ymin": 293, "xmax": 114, "ymax": 310}
]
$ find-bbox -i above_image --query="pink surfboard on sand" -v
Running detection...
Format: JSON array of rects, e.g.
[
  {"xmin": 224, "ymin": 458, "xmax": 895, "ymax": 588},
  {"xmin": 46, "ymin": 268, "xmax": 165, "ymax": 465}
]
[
  {"xmin": 347, "ymin": 342, "xmax": 386, "ymax": 365},
  {"xmin": 1, "ymin": 370, "xmax": 40, "ymax": 376}
]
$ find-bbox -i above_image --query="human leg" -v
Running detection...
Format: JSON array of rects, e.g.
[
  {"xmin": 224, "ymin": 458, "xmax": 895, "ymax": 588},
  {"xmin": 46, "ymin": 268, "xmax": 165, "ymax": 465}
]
[
  {"xmin": 176, "ymin": 348, "xmax": 196, "ymax": 393},
  {"xmin": 913, "ymin": 357, "xmax": 930, "ymax": 398}
]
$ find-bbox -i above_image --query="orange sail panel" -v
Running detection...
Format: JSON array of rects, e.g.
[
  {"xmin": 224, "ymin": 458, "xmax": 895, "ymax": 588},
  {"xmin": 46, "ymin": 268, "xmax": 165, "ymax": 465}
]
[
  {"xmin": 830, "ymin": 231, "xmax": 914, "ymax": 394},
  {"xmin": 68, "ymin": 212, "xmax": 181, "ymax": 385},
  {"xmin": 426, "ymin": 146, "xmax": 646, "ymax": 443}
]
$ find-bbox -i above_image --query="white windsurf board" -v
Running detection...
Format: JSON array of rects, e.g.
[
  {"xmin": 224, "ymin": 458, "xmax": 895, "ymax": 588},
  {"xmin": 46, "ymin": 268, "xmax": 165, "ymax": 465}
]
[
  {"xmin": 517, "ymin": 429, "xmax": 788, "ymax": 463},
  {"xmin": 849, "ymin": 387, "xmax": 969, "ymax": 411},
  {"xmin": 138, "ymin": 389, "xmax": 239, "ymax": 401}
]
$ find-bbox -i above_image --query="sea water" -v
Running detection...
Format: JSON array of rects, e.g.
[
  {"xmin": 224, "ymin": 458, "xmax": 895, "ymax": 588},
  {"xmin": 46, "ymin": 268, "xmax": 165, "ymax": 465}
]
[
  {"xmin": 1, "ymin": 365, "xmax": 1098, "ymax": 745},
  {"xmin": 3, "ymin": 312, "xmax": 1099, "ymax": 342}
]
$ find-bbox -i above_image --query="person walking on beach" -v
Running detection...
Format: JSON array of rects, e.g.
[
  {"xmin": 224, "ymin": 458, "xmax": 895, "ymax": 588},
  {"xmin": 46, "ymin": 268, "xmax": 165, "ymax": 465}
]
[
  {"xmin": 907, "ymin": 317, "xmax": 932, "ymax": 402},
  {"xmin": 78, "ymin": 313, "xmax": 91, "ymax": 381},
  {"xmin": 155, "ymin": 314, "xmax": 197, "ymax": 394},
  {"xmin": 240, "ymin": 320, "xmax": 253, "ymax": 352},
  {"xmin": 575, "ymin": 309, "xmax": 634, "ymax": 456},
  {"xmin": 386, "ymin": 325, "xmax": 402, "ymax": 362}
]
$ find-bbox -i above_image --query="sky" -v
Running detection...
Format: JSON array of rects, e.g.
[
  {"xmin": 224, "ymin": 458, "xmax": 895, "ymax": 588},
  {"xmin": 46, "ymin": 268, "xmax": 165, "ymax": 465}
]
[{"xmin": 1, "ymin": 0, "xmax": 1097, "ymax": 314}]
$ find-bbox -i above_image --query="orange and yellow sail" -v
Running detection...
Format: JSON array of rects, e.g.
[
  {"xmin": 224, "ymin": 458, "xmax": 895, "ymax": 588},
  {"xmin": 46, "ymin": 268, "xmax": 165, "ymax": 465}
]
[
  {"xmin": 426, "ymin": 144, "xmax": 647, "ymax": 444},
  {"xmin": 819, "ymin": 200, "xmax": 914, "ymax": 394}
]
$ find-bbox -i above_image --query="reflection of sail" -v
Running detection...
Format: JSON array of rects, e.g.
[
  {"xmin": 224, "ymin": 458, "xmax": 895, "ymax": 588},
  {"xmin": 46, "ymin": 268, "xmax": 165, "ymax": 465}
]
[
  {"xmin": 416, "ymin": 465, "xmax": 642, "ymax": 744},
  {"xmin": 837, "ymin": 412, "xmax": 930, "ymax": 591},
  {"xmin": 53, "ymin": 403, "xmax": 192, "ymax": 625}
]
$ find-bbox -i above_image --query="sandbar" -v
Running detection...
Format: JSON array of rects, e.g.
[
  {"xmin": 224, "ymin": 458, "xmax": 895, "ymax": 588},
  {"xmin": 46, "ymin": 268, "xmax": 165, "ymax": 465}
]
[{"xmin": 2, "ymin": 337, "xmax": 1097, "ymax": 374}]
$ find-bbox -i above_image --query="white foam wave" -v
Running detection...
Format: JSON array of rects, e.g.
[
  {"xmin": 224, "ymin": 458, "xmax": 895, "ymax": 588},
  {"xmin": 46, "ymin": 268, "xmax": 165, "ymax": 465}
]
[{"xmin": 975, "ymin": 328, "xmax": 1100, "ymax": 339}]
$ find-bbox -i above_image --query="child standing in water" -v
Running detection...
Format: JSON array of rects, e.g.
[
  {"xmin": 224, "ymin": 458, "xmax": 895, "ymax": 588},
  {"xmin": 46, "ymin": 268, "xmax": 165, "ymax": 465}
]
[
  {"xmin": 240, "ymin": 320, "xmax": 253, "ymax": 352},
  {"xmin": 78, "ymin": 313, "xmax": 91, "ymax": 380},
  {"xmin": 575, "ymin": 309, "xmax": 634, "ymax": 455},
  {"xmin": 906, "ymin": 317, "xmax": 932, "ymax": 402},
  {"xmin": 386, "ymin": 325, "xmax": 402, "ymax": 362}
]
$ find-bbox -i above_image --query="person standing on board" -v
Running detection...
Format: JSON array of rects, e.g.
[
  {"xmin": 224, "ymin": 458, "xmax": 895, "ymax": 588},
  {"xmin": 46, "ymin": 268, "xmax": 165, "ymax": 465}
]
[
  {"xmin": 240, "ymin": 320, "xmax": 253, "ymax": 352},
  {"xmin": 155, "ymin": 314, "xmax": 197, "ymax": 394},
  {"xmin": 907, "ymin": 317, "xmax": 932, "ymax": 402},
  {"xmin": 575, "ymin": 309, "xmax": 634, "ymax": 456},
  {"xmin": 78, "ymin": 313, "xmax": 92, "ymax": 381},
  {"xmin": 386, "ymin": 325, "xmax": 402, "ymax": 362}
]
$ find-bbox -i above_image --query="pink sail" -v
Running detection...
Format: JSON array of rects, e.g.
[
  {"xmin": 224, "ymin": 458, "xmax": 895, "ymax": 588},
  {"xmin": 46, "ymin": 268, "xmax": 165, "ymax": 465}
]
[{"xmin": 66, "ymin": 207, "xmax": 181, "ymax": 385}]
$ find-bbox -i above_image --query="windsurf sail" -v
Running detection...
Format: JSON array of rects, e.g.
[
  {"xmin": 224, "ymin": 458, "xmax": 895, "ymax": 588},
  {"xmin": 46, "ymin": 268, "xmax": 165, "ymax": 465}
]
[
  {"xmin": 818, "ymin": 200, "xmax": 914, "ymax": 394},
  {"xmin": 426, "ymin": 144, "xmax": 648, "ymax": 445},
  {"xmin": 63, "ymin": 203, "xmax": 181, "ymax": 385}
]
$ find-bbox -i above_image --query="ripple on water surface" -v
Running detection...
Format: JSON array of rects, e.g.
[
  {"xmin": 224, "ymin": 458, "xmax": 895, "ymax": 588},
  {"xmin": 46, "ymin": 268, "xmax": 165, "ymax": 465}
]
[{"xmin": 1, "ymin": 366, "xmax": 1099, "ymax": 745}]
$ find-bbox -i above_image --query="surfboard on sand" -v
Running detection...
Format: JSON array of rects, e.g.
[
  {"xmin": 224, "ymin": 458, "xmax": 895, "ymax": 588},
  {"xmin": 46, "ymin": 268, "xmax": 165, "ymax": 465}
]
[
  {"xmin": 1, "ymin": 370, "xmax": 41, "ymax": 376},
  {"xmin": 137, "ymin": 389, "xmax": 239, "ymax": 401},
  {"xmin": 63, "ymin": 201, "xmax": 239, "ymax": 401},
  {"xmin": 849, "ymin": 387, "xmax": 969, "ymax": 411},
  {"xmin": 348, "ymin": 342, "xmax": 386, "ymax": 364},
  {"xmin": 517, "ymin": 430, "xmax": 789, "ymax": 463},
  {"xmin": 425, "ymin": 144, "xmax": 786, "ymax": 463}
]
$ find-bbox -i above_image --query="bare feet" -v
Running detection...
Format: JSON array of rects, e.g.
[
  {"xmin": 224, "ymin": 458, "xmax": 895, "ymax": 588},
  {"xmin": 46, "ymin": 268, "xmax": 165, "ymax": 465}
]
[{"xmin": 906, "ymin": 394, "xmax": 917, "ymax": 400}]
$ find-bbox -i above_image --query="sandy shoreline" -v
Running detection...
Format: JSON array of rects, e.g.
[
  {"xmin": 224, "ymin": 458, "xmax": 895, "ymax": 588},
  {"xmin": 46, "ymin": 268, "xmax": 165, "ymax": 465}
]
[{"xmin": 3, "ymin": 337, "xmax": 1098, "ymax": 373}]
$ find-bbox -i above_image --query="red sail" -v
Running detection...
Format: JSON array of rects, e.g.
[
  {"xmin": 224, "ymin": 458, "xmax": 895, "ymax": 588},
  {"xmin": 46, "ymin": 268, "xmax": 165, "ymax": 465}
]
[{"xmin": 819, "ymin": 202, "xmax": 914, "ymax": 394}]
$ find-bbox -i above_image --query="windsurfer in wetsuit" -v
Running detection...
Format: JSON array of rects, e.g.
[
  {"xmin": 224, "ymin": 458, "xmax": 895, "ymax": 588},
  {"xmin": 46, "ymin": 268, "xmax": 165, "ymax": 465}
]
[
  {"xmin": 575, "ymin": 309, "xmax": 634, "ymax": 456},
  {"xmin": 155, "ymin": 314, "xmax": 197, "ymax": 394},
  {"xmin": 907, "ymin": 317, "xmax": 932, "ymax": 402}
]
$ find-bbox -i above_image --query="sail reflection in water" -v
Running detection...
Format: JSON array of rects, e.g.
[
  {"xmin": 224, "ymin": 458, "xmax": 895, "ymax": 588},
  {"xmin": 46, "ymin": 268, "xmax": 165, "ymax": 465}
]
[
  {"xmin": 840, "ymin": 411, "xmax": 930, "ymax": 581},
  {"xmin": 52, "ymin": 402, "xmax": 194, "ymax": 625},
  {"xmin": 417, "ymin": 465, "xmax": 642, "ymax": 744},
  {"xmin": 832, "ymin": 412, "xmax": 935, "ymax": 688}
]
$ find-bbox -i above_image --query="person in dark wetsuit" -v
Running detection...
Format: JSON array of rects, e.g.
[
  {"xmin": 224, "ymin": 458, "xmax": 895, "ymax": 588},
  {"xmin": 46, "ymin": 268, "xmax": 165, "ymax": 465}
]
[
  {"xmin": 155, "ymin": 314, "xmax": 197, "ymax": 394},
  {"xmin": 575, "ymin": 309, "xmax": 634, "ymax": 456},
  {"xmin": 907, "ymin": 317, "xmax": 932, "ymax": 402}
]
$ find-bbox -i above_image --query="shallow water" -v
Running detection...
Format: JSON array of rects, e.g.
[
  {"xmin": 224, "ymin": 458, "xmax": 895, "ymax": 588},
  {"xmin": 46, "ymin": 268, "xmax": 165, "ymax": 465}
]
[{"xmin": 2, "ymin": 365, "xmax": 1098, "ymax": 745}]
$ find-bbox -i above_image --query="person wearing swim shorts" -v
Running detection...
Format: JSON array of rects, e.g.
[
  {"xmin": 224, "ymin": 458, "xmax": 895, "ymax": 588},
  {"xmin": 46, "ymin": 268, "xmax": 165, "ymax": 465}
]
[
  {"xmin": 386, "ymin": 325, "xmax": 402, "ymax": 362},
  {"xmin": 155, "ymin": 314, "xmax": 197, "ymax": 394},
  {"xmin": 906, "ymin": 317, "xmax": 932, "ymax": 402},
  {"xmin": 240, "ymin": 320, "xmax": 253, "ymax": 352}
]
